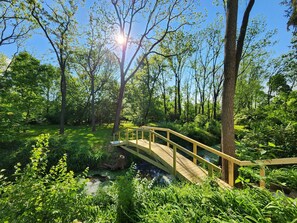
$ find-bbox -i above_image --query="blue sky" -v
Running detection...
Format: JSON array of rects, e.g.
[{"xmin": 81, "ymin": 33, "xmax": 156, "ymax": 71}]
[{"xmin": 0, "ymin": 0, "xmax": 293, "ymax": 63}]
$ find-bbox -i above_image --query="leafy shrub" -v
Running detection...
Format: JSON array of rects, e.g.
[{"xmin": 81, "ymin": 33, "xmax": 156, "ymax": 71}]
[
  {"xmin": 135, "ymin": 181, "xmax": 297, "ymax": 223},
  {"xmin": 194, "ymin": 114, "xmax": 208, "ymax": 127},
  {"xmin": 266, "ymin": 166, "xmax": 297, "ymax": 190},
  {"xmin": 47, "ymin": 135, "xmax": 107, "ymax": 172},
  {"xmin": 0, "ymin": 133, "xmax": 108, "ymax": 178},
  {"xmin": 116, "ymin": 164, "xmax": 137, "ymax": 223},
  {"xmin": 0, "ymin": 134, "xmax": 108, "ymax": 223},
  {"xmin": 205, "ymin": 119, "xmax": 221, "ymax": 137},
  {"xmin": 180, "ymin": 122, "xmax": 219, "ymax": 145}
]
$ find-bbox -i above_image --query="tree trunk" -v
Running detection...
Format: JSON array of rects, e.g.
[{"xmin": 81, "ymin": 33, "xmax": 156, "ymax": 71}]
[
  {"xmin": 174, "ymin": 78, "xmax": 178, "ymax": 118},
  {"xmin": 235, "ymin": 0, "xmax": 255, "ymax": 80},
  {"xmin": 213, "ymin": 92, "xmax": 218, "ymax": 120},
  {"xmin": 91, "ymin": 75, "xmax": 96, "ymax": 132},
  {"xmin": 60, "ymin": 69, "xmax": 66, "ymax": 134},
  {"xmin": 221, "ymin": 0, "xmax": 238, "ymax": 182},
  {"xmin": 113, "ymin": 81, "xmax": 125, "ymax": 134},
  {"xmin": 177, "ymin": 78, "xmax": 182, "ymax": 120}
]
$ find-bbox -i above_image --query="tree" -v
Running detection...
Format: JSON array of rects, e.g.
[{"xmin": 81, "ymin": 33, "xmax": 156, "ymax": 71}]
[
  {"xmin": 125, "ymin": 55, "xmax": 165, "ymax": 125},
  {"xmin": 2, "ymin": 52, "xmax": 58, "ymax": 127},
  {"xmin": 161, "ymin": 31, "xmax": 194, "ymax": 120},
  {"xmin": 73, "ymin": 12, "xmax": 115, "ymax": 131},
  {"xmin": 221, "ymin": 0, "xmax": 255, "ymax": 183},
  {"xmin": 26, "ymin": 0, "xmax": 80, "ymax": 134},
  {"xmin": 0, "ymin": 0, "xmax": 32, "ymax": 46},
  {"xmin": 191, "ymin": 22, "xmax": 224, "ymax": 119},
  {"xmin": 102, "ymin": 0, "xmax": 197, "ymax": 133},
  {"xmin": 235, "ymin": 18, "xmax": 277, "ymax": 113},
  {"xmin": 282, "ymin": 0, "xmax": 297, "ymax": 30}
]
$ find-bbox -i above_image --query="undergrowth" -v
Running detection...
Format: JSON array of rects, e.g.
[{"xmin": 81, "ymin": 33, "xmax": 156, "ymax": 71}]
[{"xmin": 1, "ymin": 134, "xmax": 296, "ymax": 223}]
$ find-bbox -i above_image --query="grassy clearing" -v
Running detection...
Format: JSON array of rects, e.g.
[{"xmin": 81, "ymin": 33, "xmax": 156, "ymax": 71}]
[{"xmin": 0, "ymin": 124, "xmax": 116, "ymax": 176}]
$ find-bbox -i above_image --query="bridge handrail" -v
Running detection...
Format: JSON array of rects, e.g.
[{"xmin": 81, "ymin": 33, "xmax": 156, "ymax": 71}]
[
  {"xmin": 113, "ymin": 126, "xmax": 297, "ymax": 187},
  {"xmin": 141, "ymin": 126, "xmax": 242, "ymax": 165},
  {"xmin": 151, "ymin": 130, "xmax": 221, "ymax": 173},
  {"xmin": 141, "ymin": 126, "xmax": 297, "ymax": 165}
]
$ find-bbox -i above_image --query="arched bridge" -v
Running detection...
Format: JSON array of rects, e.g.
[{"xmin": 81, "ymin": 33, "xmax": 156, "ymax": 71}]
[{"xmin": 111, "ymin": 126, "xmax": 297, "ymax": 188}]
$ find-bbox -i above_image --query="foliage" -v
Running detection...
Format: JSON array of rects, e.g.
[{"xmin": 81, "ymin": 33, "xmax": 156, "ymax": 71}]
[
  {"xmin": 266, "ymin": 166, "xmax": 297, "ymax": 190},
  {"xmin": 116, "ymin": 164, "xmax": 137, "ymax": 223},
  {"xmin": 1, "ymin": 136, "xmax": 296, "ymax": 222},
  {"xmin": 236, "ymin": 90, "xmax": 297, "ymax": 160},
  {"xmin": 135, "ymin": 180, "xmax": 297, "ymax": 223},
  {"xmin": 158, "ymin": 121, "xmax": 219, "ymax": 146},
  {"xmin": 0, "ymin": 125, "xmax": 112, "ymax": 176},
  {"xmin": 0, "ymin": 134, "xmax": 109, "ymax": 223}
]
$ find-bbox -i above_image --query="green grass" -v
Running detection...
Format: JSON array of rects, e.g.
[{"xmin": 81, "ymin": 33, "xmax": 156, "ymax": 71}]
[{"xmin": 0, "ymin": 124, "xmax": 117, "ymax": 176}]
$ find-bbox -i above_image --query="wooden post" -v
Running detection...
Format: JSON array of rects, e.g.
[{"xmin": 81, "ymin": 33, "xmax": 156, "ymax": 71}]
[
  {"xmin": 228, "ymin": 161, "xmax": 234, "ymax": 187},
  {"xmin": 173, "ymin": 145, "xmax": 177, "ymax": 176},
  {"xmin": 167, "ymin": 130, "xmax": 170, "ymax": 147},
  {"xmin": 125, "ymin": 131, "xmax": 128, "ymax": 141},
  {"xmin": 136, "ymin": 130, "xmax": 138, "ymax": 144},
  {"xmin": 193, "ymin": 143, "xmax": 197, "ymax": 164},
  {"xmin": 259, "ymin": 166, "xmax": 265, "ymax": 188},
  {"xmin": 208, "ymin": 164, "xmax": 214, "ymax": 178},
  {"xmin": 141, "ymin": 130, "xmax": 144, "ymax": 140},
  {"xmin": 149, "ymin": 131, "xmax": 152, "ymax": 152},
  {"xmin": 152, "ymin": 129, "xmax": 155, "ymax": 142}
]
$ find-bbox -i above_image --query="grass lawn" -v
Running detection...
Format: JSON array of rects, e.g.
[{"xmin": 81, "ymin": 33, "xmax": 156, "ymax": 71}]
[{"xmin": 0, "ymin": 123, "xmax": 136, "ymax": 176}]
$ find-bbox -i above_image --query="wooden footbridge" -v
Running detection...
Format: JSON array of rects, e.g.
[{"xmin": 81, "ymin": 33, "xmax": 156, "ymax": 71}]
[{"xmin": 111, "ymin": 126, "xmax": 297, "ymax": 188}]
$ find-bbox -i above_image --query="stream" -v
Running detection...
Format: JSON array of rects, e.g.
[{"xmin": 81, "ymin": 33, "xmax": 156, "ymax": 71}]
[{"xmin": 85, "ymin": 161, "xmax": 174, "ymax": 195}]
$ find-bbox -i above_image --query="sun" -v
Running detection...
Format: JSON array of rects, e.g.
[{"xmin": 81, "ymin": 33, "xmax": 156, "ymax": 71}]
[{"xmin": 116, "ymin": 33, "xmax": 126, "ymax": 45}]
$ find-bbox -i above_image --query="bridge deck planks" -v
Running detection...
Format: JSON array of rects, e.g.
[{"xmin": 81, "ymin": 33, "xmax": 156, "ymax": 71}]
[
  {"xmin": 131, "ymin": 139, "xmax": 207, "ymax": 183},
  {"xmin": 122, "ymin": 139, "xmax": 230, "ymax": 188}
]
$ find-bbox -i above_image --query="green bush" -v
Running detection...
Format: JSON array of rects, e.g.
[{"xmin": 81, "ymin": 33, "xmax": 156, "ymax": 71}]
[
  {"xmin": 194, "ymin": 114, "xmax": 209, "ymax": 127},
  {"xmin": 266, "ymin": 166, "xmax": 297, "ymax": 191},
  {"xmin": 116, "ymin": 165, "xmax": 137, "ymax": 223},
  {"xmin": 205, "ymin": 119, "xmax": 221, "ymax": 137},
  {"xmin": 180, "ymin": 122, "xmax": 219, "ymax": 145},
  {"xmin": 136, "ymin": 181, "xmax": 297, "ymax": 223},
  {"xmin": 0, "ymin": 133, "xmax": 108, "ymax": 178},
  {"xmin": 0, "ymin": 134, "xmax": 115, "ymax": 223}
]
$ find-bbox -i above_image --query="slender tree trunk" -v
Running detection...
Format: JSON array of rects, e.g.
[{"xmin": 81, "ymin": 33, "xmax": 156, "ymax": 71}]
[
  {"xmin": 162, "ymin": 92, "xmax": 167, "ymax": 117},
  {"xmin": 213, "ymin": 92, "xmax": 218, "ymax": 119},
  {"xmin": 177, "ymin": 79, "xmax": 182, "ymax": 119},
  {"xmin": 201, "ymin": 92, "xmax": 205, "ymax": 115},
  {"xmin": 174, "ymin": 78, "xmax": 178, "ymax": 118},
  {"xmin": 194, "ymin": 89, "xmax": 198, "ymax": 116},
  {"xmin": 60, "ymin": 69, "xmax": 66, "ymax": 134},
  {"xmin": 221, "ymin": 0, "xmax": 238, "ymax": 182},
  {"xmin": 113, "ymin": 81, "xmax": 125, "ymax": 134},
  {"xmin": 46, "ymin": 88, "xmax": 50, "ymax": 116},
  {"xmin": 91, "ymin": 75, "xmax": 96, "ymax": 132},
  {"xmin": 207, "ymin": 99, "xmax": 210, "ymax": 119},
  {"xmin": 161, "ymin": 72, "xmax": 168, "ymax": 118},
  {"xmin": 235, "ymin": 0, "xmax": 255, "ymax": 79}
]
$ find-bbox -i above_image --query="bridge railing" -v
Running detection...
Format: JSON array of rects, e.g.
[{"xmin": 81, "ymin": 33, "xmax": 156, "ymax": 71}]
[
  {"xmin": 113, "ymin": 126, "xmax": 297, "ymax": 187},
  {"xmin": 113, "ymin": 127, "xmax": 221, "ymax": 178}
]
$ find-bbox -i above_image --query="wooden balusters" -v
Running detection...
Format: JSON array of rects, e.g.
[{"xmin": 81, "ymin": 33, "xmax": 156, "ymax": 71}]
[
  {"xmin": 173, "ymin": 145, "xmax": 177, "ymax": 176},
  {"xmin": 167, "ymin": 130, "xmax": 170, "ymax": 147},
  {"xmin": 259, "ymin": 166, "xmax": 265, "ymax": 188},
  {"xmin": 193, "ymin": 143, "xmax": 197, "ymax": 164},
  {"xmin": 149, "ymin": 131, "xmax": 152, "ymax": 152},
  {"xmin": 228, "ymin": 161, "xmax": 234, "ymax": 187}
]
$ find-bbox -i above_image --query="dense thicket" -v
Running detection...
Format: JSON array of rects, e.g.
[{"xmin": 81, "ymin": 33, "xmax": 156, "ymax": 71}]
[{"xmin": 1, "ymin": 136, "xmax": 296, "ymax": 222}]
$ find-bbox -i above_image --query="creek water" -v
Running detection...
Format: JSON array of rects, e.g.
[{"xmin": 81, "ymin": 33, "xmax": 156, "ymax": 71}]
[{"xmin": 85, "ymin": 161, "xmax": 174, "ymax": 195}]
